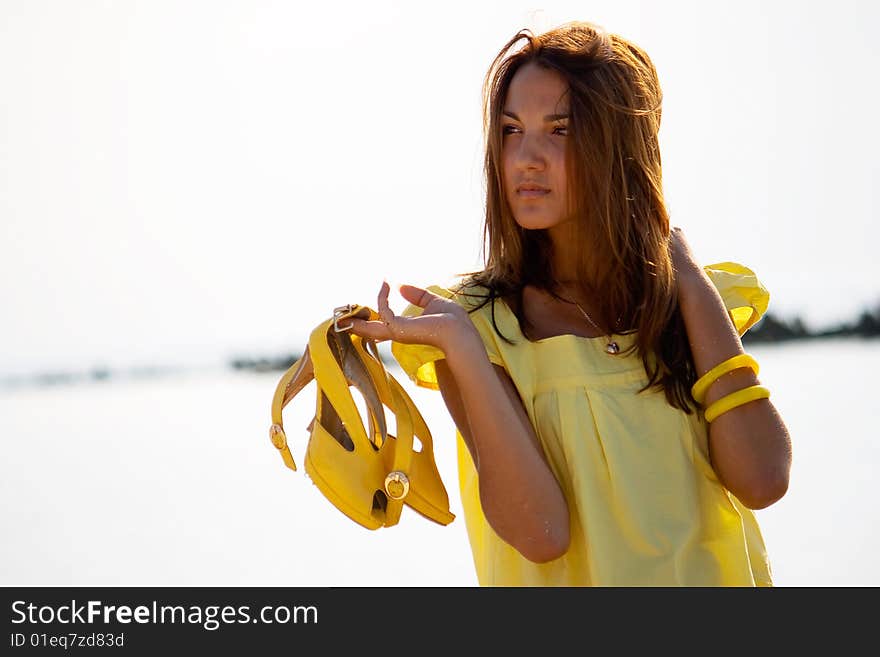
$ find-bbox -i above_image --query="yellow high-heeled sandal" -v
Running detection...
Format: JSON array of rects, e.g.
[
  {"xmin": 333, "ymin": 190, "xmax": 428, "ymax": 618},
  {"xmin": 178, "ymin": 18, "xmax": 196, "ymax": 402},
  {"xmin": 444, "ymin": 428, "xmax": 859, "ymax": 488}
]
[{"xmin": 269, "ymin": 304, "xmax": 455, "ymax": 530}]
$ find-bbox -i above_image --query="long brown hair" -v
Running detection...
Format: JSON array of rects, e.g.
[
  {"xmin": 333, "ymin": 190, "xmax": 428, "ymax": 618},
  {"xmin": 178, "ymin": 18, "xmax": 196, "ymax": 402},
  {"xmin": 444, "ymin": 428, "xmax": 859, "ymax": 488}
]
[{"xmin": 461, "ymin": 21, "xmax": 697, "ymax": 413}]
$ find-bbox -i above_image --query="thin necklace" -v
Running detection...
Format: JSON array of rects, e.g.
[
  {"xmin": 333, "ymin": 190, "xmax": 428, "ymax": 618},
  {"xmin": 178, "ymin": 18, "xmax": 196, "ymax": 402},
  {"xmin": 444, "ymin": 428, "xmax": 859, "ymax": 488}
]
[{"xmin": 563, "ymin": 297, "xmax": 621, "ymax": 355}]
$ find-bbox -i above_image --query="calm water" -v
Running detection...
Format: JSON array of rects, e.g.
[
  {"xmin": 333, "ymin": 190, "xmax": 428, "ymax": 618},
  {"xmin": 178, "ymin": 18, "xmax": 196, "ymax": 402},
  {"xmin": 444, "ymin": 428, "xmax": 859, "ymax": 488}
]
[{"xmin": 1, "ymin": 337, "xmax": 877, "ymax": 586}]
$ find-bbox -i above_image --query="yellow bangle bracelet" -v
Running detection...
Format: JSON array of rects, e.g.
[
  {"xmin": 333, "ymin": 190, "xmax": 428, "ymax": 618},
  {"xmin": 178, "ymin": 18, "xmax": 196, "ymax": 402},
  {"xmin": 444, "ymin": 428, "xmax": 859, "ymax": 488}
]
[
  {"xmin": 691, "ymin": 353, "xmax": 760, "ymax": 405},
  {"xmin": 704, "ymin": 385, "xmax": 770, "ymax": 423}
]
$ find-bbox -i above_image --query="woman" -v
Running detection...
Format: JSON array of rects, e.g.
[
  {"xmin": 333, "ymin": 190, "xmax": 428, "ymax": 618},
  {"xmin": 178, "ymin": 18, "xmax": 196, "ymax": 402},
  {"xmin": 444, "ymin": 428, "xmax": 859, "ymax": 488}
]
[{"xmin": 348, "ymin": 21, "xmax": 792, "ymax": 586}]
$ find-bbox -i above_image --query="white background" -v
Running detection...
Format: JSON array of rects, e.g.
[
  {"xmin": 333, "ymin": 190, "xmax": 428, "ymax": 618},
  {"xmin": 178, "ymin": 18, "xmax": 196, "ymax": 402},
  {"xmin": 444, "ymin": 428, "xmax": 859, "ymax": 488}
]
[{"xmin": 2, "ymin": 0, "xmax": 878, "ymax": 377}]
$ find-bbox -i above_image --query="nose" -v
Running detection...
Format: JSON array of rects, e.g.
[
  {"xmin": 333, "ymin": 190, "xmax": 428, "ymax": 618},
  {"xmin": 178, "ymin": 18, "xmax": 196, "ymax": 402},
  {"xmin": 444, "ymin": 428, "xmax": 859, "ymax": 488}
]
[{"xmin": 512, "ymin": 134, "xmax": 546, "ymax": 171}]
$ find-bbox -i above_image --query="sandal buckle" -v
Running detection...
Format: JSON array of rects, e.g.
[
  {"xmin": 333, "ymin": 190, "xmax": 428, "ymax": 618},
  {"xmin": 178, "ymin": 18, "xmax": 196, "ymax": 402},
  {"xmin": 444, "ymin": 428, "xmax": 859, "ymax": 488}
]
[
  {"xmin": 384, "ymin": 471, "xmax": 410, "ymax": 500},
  {"xmin": 333, "ymin": 304, "xmax": 356, "ymax": 333}
]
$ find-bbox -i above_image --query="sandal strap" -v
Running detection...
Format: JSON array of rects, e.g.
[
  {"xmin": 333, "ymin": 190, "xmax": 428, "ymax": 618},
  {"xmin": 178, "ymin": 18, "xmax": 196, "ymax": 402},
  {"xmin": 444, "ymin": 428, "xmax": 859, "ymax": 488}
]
[
  {"xmin": 269, "ymin": 346, "xmax": 314, "ymax": 471},
  {"xmin": 347, "ymin": 327, "xmax": 417, "ymax": 477}
]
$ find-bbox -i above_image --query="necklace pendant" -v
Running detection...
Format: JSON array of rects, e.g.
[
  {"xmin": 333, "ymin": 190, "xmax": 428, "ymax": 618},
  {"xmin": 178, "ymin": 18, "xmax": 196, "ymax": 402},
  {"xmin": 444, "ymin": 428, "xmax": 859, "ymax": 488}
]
[{"xmin": 606, "ymin": 341, "xmax": 620, "ymax": 355}]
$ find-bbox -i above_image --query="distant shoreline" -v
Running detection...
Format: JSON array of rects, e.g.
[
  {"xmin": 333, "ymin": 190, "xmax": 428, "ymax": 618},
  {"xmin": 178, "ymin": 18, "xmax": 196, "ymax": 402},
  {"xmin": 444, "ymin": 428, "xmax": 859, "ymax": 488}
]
[
  {"xmin": 2, "ymin": 307, "xmax": 877, "ymax": 389},
  {"xmin": 740, "ymin": 308, "xmax": 880, "ymax": 344}
]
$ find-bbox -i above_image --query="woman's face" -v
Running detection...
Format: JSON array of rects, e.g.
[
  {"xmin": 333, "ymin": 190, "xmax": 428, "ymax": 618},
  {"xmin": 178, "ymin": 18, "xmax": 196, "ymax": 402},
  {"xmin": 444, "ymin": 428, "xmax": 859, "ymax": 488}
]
[{"xmin": 501, "ymin": 62, "xmax": 571, "ymax": 231}]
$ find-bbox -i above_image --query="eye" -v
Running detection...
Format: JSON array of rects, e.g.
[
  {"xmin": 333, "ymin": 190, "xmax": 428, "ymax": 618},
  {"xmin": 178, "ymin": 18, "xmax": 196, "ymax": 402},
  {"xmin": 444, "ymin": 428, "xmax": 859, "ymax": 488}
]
[
  {"xmin": 501, "ymin": 124, "xmax": 521, "ymax": 136},
  {"xmin": 552, "ymin": 125, "xmax": 568, "ymax": 136}
]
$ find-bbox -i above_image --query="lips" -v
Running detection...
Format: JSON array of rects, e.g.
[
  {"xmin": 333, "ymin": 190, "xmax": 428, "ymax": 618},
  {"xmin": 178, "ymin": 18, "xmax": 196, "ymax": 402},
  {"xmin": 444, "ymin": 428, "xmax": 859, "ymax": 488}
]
[
  {"xmin": 516, "ymin": 183, "xmax": 551, "ymax": 199},
  {"xmin": 517, "ymin": 183, "xmax": 550, "ymax": 193}
]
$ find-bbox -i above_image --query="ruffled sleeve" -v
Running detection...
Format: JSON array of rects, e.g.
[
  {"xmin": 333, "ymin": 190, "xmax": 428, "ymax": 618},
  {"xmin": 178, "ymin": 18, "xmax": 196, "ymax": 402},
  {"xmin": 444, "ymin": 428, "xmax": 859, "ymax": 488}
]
[
  {"xmin": 704, "ymin": 261, "xmax": 770, "ymax": 337},
  {"xmin": 390, "ymin": 282, "xmax": 506, "ymax": 391}
]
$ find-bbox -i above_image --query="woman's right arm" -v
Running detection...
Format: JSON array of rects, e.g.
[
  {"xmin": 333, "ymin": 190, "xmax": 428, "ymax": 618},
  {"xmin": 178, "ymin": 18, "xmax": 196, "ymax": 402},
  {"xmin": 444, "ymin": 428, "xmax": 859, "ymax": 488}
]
[
  {"xmin": 435, "ymin": 347, "xmax": 570, "ymax": 562},
  {"xmin": 348, "ymin": 282, "xmax": 570, "ymax": 563}
]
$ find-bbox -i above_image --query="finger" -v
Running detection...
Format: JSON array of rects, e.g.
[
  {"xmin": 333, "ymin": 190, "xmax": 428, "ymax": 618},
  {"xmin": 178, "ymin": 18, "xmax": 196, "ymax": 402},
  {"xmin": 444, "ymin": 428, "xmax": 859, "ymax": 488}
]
[
  {"xmin": 346, "ymin": 318, "xmax": 392, "ymax": 343},
  {"xmin": 377, "ymin": 280, "xmax": 394, "ymax": 324},
  {"xmin": 398, "ymin": 283, "xmax": 443, "ymax": 307}
]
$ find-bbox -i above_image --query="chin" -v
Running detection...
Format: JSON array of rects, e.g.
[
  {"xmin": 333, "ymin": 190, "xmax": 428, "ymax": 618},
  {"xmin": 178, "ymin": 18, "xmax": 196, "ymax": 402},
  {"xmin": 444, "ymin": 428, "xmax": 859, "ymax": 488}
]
[{"xmin": 512, "ymin": 213, "xmax": 567, "ymax": 231}]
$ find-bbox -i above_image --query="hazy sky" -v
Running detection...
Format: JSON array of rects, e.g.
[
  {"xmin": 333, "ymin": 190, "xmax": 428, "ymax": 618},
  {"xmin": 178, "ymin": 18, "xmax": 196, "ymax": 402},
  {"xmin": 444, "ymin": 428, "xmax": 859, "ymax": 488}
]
[{"xmin": 2, "ymin": 0, "xmax": 877, "ymax": 375}]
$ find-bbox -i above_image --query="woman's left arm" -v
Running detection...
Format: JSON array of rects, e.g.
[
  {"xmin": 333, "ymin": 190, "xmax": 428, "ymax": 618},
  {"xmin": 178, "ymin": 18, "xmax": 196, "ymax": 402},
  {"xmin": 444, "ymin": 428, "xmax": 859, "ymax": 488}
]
[{"xmin": 670, "ymin": 227, "xmax": 792, "ymax": 509}]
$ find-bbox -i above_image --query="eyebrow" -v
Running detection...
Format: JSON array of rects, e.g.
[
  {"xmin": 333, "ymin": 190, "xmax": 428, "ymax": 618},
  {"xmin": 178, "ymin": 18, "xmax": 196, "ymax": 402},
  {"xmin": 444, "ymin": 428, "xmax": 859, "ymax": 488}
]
[{"xmin": 502, "ymin": 110, "xmax": 569, "ymax": 122}]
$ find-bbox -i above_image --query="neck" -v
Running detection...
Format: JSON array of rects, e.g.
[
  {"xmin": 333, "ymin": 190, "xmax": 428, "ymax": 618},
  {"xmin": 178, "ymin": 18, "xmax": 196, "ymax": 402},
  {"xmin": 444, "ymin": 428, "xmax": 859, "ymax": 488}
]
[
  {"xmin": 547, "ymin": 222, "xmax": 581, "ymax": 285},
  {"xmin": 548, "ymin": 221, "xmax": 596, "ymax": 296}
]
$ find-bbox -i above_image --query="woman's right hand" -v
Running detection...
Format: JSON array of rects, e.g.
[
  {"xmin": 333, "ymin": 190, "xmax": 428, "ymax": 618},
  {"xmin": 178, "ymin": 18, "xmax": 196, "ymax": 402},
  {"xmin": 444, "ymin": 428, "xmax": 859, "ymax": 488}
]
[{"xmin": 345, "ymin": 281, "xmax": 477, "ymax": 352}]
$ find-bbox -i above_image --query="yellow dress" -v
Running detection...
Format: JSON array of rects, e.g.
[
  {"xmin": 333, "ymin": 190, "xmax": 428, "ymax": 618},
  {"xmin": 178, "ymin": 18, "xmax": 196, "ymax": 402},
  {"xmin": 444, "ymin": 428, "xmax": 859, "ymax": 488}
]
[{"xmin": 391, "ymin": 262, "xmax": 774, "ymax": 586}]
